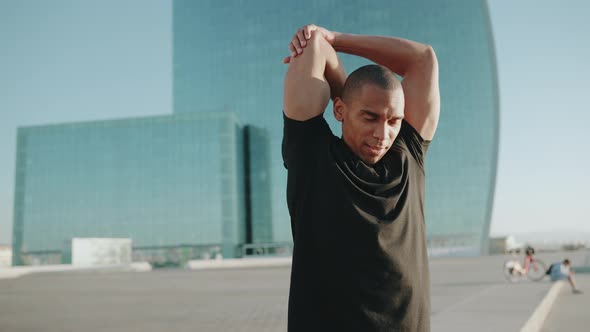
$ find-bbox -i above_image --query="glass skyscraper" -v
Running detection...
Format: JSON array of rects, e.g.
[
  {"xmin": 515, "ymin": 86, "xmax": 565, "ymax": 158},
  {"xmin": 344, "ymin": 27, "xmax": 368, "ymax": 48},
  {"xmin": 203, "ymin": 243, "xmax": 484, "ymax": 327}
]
[
  {"xmin": 173, "ymin": 0, "xmax": 499, "ymax": 255},
  {"xmin": 12, "ymin": 112, "xmax": 272, "ymax": 265},
  {"xmin": 243, "ymin": 125, "xmax": 273, "ymax": 244},
  {"xmin": 13, "ymin": 0, "xmax": 499, "ymax": 264}
]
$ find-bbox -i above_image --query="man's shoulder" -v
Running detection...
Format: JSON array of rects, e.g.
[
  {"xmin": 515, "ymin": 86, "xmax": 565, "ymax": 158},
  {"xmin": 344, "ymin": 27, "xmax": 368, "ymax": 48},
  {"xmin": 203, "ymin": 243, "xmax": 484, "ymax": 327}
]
[
  {"xmin": 282, "ymin": 112, "xmax": 334, "ymax": 170},
  {"xmin": 390, "ymin": 120, "xmax": 431, "ymax": 171},
  {"xmin": 283, "ymin": 112, "xmax": 330, "ymax": 130}
]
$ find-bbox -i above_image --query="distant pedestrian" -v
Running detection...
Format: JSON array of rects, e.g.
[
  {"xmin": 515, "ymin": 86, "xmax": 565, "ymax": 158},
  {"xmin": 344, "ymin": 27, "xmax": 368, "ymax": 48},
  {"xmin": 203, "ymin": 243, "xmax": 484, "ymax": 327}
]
[
  {"xmin": 547, "ymin": 259, "xmax": 582, "ymax": 294},
  {"xmin": 523, "ymin": 245, "xmax": 535, "ymax": 273}
]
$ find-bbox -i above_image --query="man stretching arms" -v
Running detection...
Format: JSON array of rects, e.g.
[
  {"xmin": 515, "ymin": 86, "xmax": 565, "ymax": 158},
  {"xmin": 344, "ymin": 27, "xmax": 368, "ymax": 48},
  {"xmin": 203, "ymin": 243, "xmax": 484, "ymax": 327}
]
[{"xmin": 282, "ymin": 24, "xmax": 440, "ymax": 331}]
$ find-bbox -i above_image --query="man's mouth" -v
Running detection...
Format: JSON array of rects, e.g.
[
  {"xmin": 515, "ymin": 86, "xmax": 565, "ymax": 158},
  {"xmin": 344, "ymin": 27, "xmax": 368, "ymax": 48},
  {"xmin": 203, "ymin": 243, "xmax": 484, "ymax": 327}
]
[{"xmin": 366, "ymin": 144, "xmax": 387, "ymax": 154}]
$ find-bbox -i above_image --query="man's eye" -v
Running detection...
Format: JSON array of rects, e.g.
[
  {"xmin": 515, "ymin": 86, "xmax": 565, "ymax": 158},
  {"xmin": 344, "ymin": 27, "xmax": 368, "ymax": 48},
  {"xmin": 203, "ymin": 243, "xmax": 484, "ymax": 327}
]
[
  {"xmin": 388, "ymin": 119, "xmax": 400, "ymax": 125},
  {"xmin": 364, "ymin": 117, "xmax": 376, "ymax": 122}
]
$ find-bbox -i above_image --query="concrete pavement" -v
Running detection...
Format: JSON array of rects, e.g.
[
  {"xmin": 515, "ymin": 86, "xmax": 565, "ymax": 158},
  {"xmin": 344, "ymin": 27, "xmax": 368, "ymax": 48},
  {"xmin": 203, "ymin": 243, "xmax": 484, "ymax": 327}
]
[
  {"xmin": 540, "ymin": 274, "xmax": 590, "ymax": 332},
  {"xmin": 0, "ymin": 250, "xmax": 588, "ymax": 331}
]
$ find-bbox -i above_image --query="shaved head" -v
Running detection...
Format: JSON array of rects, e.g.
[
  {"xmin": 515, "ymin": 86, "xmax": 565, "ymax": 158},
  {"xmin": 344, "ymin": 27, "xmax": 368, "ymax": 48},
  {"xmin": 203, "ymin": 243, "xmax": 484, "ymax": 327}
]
[
  {"xmin": 332, "ymin": 64, "xmax": 405, "ymax": 165},
  {"xmin": 341, "ymin": 64, "xmax": 402, "ymax": 103}
]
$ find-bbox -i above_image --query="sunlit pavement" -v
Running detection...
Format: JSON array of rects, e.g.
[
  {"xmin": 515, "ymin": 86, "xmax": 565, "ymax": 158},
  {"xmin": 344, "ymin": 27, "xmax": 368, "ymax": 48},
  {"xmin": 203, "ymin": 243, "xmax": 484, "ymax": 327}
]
[
  {"xmin": 0, "ymin": 250, "xmax": 587, "ymax": 332},
  {"xmin": 540, "ymin": 274, "xmax": 590, "ymax": 332}
]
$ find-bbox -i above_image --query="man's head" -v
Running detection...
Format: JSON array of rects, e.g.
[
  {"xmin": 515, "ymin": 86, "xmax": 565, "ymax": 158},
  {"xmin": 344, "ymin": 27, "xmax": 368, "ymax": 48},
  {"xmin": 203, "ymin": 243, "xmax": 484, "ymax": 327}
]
[
  {"xmin": 563, "ymin": 259, "xmax": 571, "ymax": 266},
  {"xmin": 333, "ymin": 64, "xmax": 404, "ymax": 165}
]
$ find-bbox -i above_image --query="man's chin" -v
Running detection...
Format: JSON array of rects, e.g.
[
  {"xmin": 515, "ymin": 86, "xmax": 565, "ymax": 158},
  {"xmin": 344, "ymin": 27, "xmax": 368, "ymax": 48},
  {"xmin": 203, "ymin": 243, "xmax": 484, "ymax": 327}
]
[
  {"xmin": 361, "ymin": 155, "xmax": 383, "ymax": 166},
  {"xmin": 360, "ymin": 145, "xmax": 388, "ymax": 165}
]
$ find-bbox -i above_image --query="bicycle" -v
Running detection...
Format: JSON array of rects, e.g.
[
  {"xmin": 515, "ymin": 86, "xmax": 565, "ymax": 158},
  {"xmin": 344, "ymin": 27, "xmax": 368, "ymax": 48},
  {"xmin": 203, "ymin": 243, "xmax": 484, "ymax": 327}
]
[{"xmin": 503, "ymin": 255, "xmax": 547, "ymax": 283}]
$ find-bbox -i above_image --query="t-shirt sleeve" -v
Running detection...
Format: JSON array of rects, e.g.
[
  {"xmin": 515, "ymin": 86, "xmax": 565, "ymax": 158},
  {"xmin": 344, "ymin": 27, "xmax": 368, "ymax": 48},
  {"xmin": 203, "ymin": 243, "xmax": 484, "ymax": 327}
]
[
  {"xmin": 396, "ymin": 120, "xmax": 431, "ymax": 170},
  {"xmin": 282, "ymin": 112, "xmax": 332, "ymax": 170}
]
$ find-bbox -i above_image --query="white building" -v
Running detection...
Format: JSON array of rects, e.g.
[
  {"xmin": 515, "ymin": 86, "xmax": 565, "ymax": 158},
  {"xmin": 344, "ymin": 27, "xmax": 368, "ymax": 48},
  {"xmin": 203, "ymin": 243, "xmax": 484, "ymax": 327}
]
[{"xmin": 0, "ymin": 245, "xmax": 12, "ymax": 267}]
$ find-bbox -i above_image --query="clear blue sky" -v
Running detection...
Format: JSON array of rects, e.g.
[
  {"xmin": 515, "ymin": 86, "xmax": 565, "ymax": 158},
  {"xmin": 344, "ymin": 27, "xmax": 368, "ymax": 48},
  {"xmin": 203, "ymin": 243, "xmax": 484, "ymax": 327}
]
[{"xmin": 1, "ymin": 0, "xmax": 589, "ymax": 245}]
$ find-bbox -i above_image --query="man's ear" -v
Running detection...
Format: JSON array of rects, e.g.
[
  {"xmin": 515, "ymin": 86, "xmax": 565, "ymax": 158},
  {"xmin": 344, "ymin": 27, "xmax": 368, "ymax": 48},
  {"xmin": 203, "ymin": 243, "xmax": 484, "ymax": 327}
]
[{"xmin": 333, "ymin": 97, "xmax": 345, "ymax": 122}]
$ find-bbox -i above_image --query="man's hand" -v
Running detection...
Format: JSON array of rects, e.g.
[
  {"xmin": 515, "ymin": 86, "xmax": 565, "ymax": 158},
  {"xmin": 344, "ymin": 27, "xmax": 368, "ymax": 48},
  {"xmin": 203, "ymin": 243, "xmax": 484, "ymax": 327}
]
[{"xmin": 283, "ymin": 24, "xmax": 336, "ymax": 64}]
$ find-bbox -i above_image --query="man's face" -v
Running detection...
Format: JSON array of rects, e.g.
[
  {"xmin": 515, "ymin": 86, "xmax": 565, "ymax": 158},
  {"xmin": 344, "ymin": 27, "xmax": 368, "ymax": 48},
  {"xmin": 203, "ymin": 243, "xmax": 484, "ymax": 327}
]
[{"xmin": 335, "ymin": 83, "xmax": 405, "ymax": 165}]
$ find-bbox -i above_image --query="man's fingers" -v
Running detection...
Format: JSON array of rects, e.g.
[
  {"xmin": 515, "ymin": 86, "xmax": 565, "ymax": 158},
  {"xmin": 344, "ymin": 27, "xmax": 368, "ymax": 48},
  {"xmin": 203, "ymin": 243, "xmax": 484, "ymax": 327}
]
[
  {"xmin": 291, "ymin": 39, "xmax": 302, "ymax": 54},
  {"xmin": 303, "ymin": 24, "xmax": 316, "ymax": 39},
  {"xmin": 286, "ymin": 24, "xmax": 320, "ymax": 57},
  {"xmin": 288, "ymin": 43, "xmax": 296, "ymax": 57},
  {"xmin": 296, "ymin": 30, "xmax": 306, "ymax": 47},
  {"xmin": 283, "ymin": 56, "xmax": 291, "ymax": 64}
]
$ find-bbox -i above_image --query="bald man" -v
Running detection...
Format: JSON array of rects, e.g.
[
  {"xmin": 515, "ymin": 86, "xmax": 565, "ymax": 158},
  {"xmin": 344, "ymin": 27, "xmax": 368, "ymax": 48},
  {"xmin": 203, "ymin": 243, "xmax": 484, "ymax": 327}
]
[{"xmin": 282, "ymin": 24, "xmax": 440, "ymax": 331}]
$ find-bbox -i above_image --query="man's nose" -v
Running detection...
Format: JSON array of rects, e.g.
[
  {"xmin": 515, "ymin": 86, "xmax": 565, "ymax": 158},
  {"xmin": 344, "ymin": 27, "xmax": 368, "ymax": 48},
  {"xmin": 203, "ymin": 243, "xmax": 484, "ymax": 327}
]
[{"xmin": 373, "ymin": 123, "xmax": 387, "ymax": 140}]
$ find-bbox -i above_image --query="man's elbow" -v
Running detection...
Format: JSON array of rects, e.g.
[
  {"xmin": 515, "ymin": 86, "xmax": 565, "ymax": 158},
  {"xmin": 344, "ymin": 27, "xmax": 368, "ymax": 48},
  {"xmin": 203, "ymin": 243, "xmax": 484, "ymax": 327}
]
[
  {"xmin": 407, "ymin": 45, "xmax": 438, "ymax": 77},
  {"xmin": 420, "ymin": 45, "xmax": 438, "ymax": 68}
]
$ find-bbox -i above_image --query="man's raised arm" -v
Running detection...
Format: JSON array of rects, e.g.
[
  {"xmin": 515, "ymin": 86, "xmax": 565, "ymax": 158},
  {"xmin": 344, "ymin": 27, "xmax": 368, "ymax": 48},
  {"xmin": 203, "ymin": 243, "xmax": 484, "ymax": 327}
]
[
  {"xmin": 287, "ymin": 26, "xmax": 439, "ymax": 140},
  {"xmin": 333, "ymin": 33, "xmax": 440, "ymax": 140},
  {"xmin": 283, "ymin": 30, "xmax": 346, "ymax": 121}
]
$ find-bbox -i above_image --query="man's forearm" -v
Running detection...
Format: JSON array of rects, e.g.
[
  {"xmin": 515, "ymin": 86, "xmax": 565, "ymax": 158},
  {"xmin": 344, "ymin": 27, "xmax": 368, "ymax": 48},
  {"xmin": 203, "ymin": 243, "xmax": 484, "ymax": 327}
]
[
  {"xmin": 283, "ymin": 31, "xmax": 347, "ymax": 120},
  {"xmin": 323, "ymin": 44, "xmax": 346, "ymax": 100},
  {"xmin": 332, "ymin": 33, "xmax": 433, "ymax": 77}
]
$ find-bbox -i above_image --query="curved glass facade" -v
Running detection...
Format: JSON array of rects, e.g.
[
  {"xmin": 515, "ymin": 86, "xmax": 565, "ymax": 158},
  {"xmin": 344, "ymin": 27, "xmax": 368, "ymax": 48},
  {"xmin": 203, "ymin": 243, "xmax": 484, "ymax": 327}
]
[
  {"xmin": 13, "ymin": 0, "xmax": 498, "ymax": 263},
  {"xmin": 173, "ymin": 0, "xmax": 499, "ymax": 255}
]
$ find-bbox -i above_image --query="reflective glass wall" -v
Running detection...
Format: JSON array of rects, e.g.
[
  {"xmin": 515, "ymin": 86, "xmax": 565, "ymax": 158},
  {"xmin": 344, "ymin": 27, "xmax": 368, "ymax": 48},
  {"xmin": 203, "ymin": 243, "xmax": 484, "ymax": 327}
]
[
  {"xmin": 244, "ymin": 126, "xmax": 273, "ymax": 244},
  {"xmin": 173, "ymin": 0, "xmax": 499, "ymax": 255},
  {"xmin": 12, "ymin": 112, "xmax": 246, "ymax": 265}
]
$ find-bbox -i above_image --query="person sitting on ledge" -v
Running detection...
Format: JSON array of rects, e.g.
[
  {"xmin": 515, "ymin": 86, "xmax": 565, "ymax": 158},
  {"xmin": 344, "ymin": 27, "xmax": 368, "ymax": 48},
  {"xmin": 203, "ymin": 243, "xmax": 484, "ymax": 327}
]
[{"xmin": 547, "ymin": 258, "xmax": 583, "ymax": 294}]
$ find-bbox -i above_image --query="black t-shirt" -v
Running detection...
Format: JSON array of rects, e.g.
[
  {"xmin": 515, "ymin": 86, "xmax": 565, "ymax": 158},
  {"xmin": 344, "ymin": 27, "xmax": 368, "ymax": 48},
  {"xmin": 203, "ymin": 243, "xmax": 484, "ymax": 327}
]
[{"xmin": 282, "ymin": 113, "xmax": 431, "ymax": 332}]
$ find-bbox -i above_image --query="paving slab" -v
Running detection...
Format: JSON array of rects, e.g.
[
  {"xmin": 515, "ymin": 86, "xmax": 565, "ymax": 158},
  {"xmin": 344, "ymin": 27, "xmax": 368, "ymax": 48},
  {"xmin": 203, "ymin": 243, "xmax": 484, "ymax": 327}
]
[{"xmin": 540, "ymin": 274, "xmax": 590, "ymax": 332}]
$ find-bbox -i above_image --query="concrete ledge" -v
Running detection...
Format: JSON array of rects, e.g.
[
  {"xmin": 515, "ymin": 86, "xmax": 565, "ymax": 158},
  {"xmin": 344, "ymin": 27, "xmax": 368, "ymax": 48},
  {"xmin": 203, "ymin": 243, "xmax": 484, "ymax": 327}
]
[
  {"xmin": 520, "ymin": 281, "xmax": 564, "ymax": 332},
  {"xmin": 1, "ymin": 257, "xmax": 293, "ymax": 279},
  {"xmin": 186, "ymin": 257, "xmax": 292, "ymax": 270},
  {"xmin": 0, "ymin": 262, "xmax": 152, "ymax": 280}
]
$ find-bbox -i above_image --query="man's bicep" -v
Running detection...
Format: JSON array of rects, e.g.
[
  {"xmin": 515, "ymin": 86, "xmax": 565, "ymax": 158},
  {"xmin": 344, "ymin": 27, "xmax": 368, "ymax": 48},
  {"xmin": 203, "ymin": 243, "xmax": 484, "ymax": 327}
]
[
  {"xmin": 401, "ymin": 46, "xmax": 440, "ymax": 141},
  {"xmin": 283, "ymin": 35, "xmax": 332, "ymax": 121}
]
